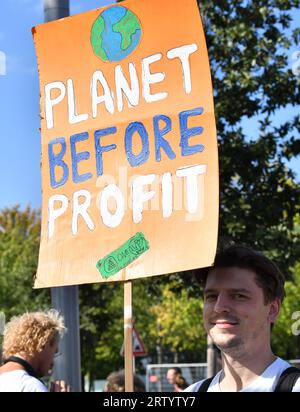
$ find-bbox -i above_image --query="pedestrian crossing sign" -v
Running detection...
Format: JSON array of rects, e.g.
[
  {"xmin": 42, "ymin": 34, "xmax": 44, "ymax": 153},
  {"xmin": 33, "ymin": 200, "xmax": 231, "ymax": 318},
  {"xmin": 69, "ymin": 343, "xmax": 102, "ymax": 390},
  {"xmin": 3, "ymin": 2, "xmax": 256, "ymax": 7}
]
[{"xmin": 120, "ymin": 326, "xmax": 147, "ymax": 357}]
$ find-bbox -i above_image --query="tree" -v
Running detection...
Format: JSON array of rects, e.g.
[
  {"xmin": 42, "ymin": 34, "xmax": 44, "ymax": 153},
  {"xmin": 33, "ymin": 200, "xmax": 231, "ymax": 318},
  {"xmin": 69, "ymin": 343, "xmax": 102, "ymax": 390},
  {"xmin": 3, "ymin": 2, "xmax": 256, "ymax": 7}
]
[
  {"xmin": 150, "ymin": 280, "xmax": 206, "ymax": 362},
  {"xmin": 198, "ymin": 0, "xmax": 300, "ymax": 272},
  {"xmin": 79, "ymin": 282, "xmax": 122, "ymax": 385},
  {"xmin": 0, "ymin": 205, "xmax": 50, "ymax": 318},
  {"xmin": 80, "ymin": 278, "xmax": 159, "ymax": 381},
  {"xmin": 272, "ymin": 261, "xmax": 300, "ymax": 359}
]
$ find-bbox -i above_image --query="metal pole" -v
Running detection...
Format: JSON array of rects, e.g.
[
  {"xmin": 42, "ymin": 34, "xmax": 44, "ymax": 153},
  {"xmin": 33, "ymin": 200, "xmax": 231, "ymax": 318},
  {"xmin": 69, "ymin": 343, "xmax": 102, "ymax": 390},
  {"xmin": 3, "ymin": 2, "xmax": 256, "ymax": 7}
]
[
  {"xmin": 156, "ymin": 321, "xmax": 163, "ymax": 392},
  {"xmin": 43, "ymin": 0, "xmax": 82, "ymax": 392},
  {"xmin": 207, "ymin": 334, "xmax": 217, "ymax": 378},
  {"xmin": 124, "ymin": 281, "xmax": 134, "ymax": 392},
  {"xmin": 51, "ymin": 286, "xmax": 81, "ymax": 391},
  {"xmin": 44, "ymin": 0, "xmax": 69, "ymax": 22}
]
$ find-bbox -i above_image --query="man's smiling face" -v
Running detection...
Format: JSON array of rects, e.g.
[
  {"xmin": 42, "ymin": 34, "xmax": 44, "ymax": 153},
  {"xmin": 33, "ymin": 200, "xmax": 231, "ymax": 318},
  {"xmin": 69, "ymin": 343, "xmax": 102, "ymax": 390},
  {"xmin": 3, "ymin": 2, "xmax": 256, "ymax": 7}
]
[{"xmin": 203, "ymin": 267, "xmax": 279, "ymax": 355}]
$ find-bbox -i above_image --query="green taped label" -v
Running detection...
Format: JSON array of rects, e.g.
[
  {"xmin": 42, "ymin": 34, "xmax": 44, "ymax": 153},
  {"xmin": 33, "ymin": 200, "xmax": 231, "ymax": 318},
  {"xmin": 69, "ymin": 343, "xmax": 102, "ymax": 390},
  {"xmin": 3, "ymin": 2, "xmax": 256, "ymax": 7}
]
[{"xmin": 96, "ymin": 232, "xmax": 149, "ymax": 279}]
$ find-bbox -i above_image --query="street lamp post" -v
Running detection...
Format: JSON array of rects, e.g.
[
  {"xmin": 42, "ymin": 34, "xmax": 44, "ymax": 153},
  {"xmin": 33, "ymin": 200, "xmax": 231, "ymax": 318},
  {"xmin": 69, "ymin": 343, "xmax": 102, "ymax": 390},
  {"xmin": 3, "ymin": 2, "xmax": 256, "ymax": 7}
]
[{"xmin": 43, "ymin": 0, "xmax": 82, "ymax": 392}]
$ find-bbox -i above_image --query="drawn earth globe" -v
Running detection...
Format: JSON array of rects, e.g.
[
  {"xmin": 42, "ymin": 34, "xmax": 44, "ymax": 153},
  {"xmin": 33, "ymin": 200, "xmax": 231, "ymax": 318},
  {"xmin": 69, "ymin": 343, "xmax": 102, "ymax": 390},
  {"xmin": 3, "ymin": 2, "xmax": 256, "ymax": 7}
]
[{"xmin": 91, "ymin": 5, "xmax": 142, "ymax": 62}]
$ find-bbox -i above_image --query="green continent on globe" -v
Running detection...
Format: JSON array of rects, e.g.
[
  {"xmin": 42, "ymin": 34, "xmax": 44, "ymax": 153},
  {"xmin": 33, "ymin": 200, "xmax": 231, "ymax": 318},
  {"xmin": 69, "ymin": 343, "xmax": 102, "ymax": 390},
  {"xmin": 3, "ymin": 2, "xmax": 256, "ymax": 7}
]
[
  {"xmin": 113, "ymin": 10, "xmax": 141, "ymax": 51},
  {"xmin": 90, "ymin": 15, "xmax": 108, "ymax": 62}
]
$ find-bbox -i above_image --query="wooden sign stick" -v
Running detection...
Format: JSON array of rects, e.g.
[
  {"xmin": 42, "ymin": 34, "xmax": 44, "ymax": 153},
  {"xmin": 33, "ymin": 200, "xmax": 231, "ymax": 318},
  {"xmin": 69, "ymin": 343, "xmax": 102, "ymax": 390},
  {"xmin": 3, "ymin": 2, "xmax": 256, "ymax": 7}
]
[{"xmin": 124, "ymin": 280, "xmax": 134, "ymax": 392}]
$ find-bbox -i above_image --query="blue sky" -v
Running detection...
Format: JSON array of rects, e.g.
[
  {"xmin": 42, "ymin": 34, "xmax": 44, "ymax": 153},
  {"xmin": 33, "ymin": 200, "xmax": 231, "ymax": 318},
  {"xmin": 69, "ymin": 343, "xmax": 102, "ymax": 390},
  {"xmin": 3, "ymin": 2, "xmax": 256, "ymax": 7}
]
[
  {"xmin": 0, "ymin": 0, "xmax": 299, "ymax": 210},
  {"xmin": 0, "ymin": 0, "xmax": 114, "ymax": 210}
]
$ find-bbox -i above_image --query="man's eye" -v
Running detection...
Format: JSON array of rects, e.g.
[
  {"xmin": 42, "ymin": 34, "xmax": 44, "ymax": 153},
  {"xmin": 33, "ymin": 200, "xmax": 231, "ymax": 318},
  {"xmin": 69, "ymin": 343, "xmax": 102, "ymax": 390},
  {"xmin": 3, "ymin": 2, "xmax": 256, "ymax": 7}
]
[
  {"xmin": 205, "ymin": 295, "xmax": 217, "ymax": 300},
  {"xmin": 234, "ymin": 294, "xmax": 247, "ymax": 299}
]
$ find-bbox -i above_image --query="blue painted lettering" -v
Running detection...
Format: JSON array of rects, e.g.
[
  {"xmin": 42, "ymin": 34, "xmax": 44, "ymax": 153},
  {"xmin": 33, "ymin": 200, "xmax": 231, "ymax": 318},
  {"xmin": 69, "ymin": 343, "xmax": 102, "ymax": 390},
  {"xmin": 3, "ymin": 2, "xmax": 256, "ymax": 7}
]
[
  {"xmin": 94, "ymin": 127, "xmax": 117, "ymax": 176},
  {"xmin": 124, "ymin": 121, "xmax": 149, "ymax": 167},
  {"xmin": 48, "ymin": 137, "xmax": 69, "ymax": 188},
  {"xmin": 70, "ymin": 132, "xmax": 92, "ymax": 183},
  {"xmin": 179, "ymin": 107, "xmax": 204, "ymax": 156},
  {"xmin": 153, "ymin": 114, "xmax": 176, "ymax": 162}
]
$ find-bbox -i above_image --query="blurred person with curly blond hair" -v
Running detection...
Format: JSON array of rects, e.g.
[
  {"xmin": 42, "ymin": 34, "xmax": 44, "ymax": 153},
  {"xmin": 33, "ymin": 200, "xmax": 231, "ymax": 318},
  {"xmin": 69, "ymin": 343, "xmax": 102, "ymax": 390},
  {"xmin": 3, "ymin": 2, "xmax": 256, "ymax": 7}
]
[{"xmin": 0, "ymin": 310, "xmax": 70, "ymax": 392}]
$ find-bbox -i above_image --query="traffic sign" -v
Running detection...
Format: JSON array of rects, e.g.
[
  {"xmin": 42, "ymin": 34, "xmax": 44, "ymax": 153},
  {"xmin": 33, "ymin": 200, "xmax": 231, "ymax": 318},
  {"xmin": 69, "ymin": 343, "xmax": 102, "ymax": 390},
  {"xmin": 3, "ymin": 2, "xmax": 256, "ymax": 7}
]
[{"xmin": 121, "ymin": 326, "xmax": 147, "ymax": 357}]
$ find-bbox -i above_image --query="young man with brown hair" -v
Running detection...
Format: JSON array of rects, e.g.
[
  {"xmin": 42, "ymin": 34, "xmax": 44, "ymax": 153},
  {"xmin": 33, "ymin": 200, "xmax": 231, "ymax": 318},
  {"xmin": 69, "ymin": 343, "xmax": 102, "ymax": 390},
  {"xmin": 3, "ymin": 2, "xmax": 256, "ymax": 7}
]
[{"xmin": 185, "ymin": 245, "xmax": 300, "ymax": 392}]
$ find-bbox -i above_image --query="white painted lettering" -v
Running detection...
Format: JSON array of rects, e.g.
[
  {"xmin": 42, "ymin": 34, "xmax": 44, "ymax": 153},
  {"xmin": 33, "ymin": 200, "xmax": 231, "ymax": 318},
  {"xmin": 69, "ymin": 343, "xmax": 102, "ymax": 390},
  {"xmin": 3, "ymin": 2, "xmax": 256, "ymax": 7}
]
[
  {"xmin": 161, "ymin": 172, "xmax": 173, "ymax": 218},
  {"xmin": 91, "ymin": 70, "xmax": 114, "ymax": 117},
  {"xmin": 100, "ymin": 184, "xmax": 125, "ymax": 228},
  {"xmin": 132, "ymin": 174, "xmax": 156, "ymax": 223},
  {"xmin": 167, "ymin": 43, "xmax": 198, "ymax": 94},
  {"xmin": 72, "ymin": 190, "xmax": 95, "ymax": 235},
  {"xmin": 115, "ymin": 63, "xmax": 139, "ymax": 112},
  {"xmin": 45, "ymin": 81, "xmax": 66, "ymax": 129},
  {"xmin": 142, "ymin": 53, "xmax": 168, "ymax": 103},
  {"xmin": 67, "ymin": 79, "xmax": 88, "ymax": 124},
  {"xmin": 48, "ymin": 194, "xmax": 68, "ymax": 238},
  {"xmin": 176, "ymin": 164, "xmax": 206, "ymax": 213}
]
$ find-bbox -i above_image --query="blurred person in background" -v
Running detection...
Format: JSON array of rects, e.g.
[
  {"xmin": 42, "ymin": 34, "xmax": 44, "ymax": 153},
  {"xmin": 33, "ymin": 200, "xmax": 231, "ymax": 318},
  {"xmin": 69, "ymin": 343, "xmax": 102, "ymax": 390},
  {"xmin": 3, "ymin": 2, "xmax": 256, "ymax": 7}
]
[
  {"xmin": 104, "ymin": 369, "xmax": 145, "ymax": 392},
  {"xmin": 0, "ymin": 310, "xmax": 70, "ymax": 392},
  {"xmin": 167, "ymin": 367, "xmax": 189, "ymax": 392}
]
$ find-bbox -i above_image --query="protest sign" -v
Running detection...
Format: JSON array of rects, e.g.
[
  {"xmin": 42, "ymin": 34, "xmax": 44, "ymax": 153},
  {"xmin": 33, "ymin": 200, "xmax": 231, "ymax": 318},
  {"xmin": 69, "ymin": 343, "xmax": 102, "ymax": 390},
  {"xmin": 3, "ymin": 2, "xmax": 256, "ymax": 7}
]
[{"xmin": 33, "ymin": 0, "xmax": 218, "ymax": 287}]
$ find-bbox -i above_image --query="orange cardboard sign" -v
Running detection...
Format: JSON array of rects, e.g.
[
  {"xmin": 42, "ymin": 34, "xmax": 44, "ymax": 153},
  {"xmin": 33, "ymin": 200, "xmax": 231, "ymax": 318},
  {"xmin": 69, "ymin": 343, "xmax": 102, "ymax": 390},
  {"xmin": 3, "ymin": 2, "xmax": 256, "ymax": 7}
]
[{"xmin": 32, "ymin": 0, "xmax": 218, "ymax": 288}]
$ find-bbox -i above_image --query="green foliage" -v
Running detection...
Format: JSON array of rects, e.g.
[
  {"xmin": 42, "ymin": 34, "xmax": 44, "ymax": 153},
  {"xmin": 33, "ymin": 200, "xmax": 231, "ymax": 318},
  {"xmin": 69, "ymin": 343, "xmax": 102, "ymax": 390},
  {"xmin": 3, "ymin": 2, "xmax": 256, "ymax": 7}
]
[
  {"xmin": 150, "ymin": 281, "xmax": 206, "ymax": 360},
  {"xmin": 79, "ymin": 282, "xmax": 123, "ymax": 381},
  {"xmin": 80, "ymin": 278, "xmax": 160, "ymax": 379},
  {"xmin": 198, "ymin": 0, "xmax": 300, "ymax": 272},
  {"xmin": 0, "ymin": 205, "xmax": 50, "ymax": 319},
  {"xmin": 272, "ymin": 262, "xmax": 300, "ymax": 359}
]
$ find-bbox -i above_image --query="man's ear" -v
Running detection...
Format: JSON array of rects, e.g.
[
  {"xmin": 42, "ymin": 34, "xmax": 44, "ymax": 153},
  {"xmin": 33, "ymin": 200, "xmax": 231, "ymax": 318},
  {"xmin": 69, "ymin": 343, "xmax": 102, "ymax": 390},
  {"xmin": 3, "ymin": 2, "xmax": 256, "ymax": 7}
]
[{"xmin": 268, "ymin": 298, "xmax": 281, "ymax": 324}]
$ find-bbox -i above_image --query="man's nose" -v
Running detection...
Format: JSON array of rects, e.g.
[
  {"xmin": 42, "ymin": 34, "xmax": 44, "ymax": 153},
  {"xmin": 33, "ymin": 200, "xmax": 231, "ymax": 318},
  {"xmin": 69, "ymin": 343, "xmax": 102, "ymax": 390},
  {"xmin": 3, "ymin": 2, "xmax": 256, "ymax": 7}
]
[{"xmin": 213, "ymin": 293, "xmax": 231, "ymax": 313}]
